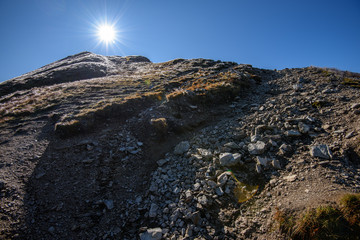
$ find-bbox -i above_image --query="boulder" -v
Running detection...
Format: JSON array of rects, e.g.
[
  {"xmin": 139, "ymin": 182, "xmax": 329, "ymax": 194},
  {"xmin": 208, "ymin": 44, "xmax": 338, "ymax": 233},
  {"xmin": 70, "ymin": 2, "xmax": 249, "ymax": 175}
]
[
  {"xmin": 174, "ymin": 141, "xmax": 190, "ymax": 155},
  {"xmin": 310, "ymin": 144, "xmax": 333, "ymax": 159},
  {"xmin": 248, "ymin": 141, "xmax": 266, "ymax": 155}
]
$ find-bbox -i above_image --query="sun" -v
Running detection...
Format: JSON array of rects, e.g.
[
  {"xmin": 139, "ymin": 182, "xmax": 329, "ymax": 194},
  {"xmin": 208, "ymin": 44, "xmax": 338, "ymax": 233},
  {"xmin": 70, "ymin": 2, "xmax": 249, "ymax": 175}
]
[{"xmin": 97, "ymin": 24, "xmax": 116, "ymax": 44}]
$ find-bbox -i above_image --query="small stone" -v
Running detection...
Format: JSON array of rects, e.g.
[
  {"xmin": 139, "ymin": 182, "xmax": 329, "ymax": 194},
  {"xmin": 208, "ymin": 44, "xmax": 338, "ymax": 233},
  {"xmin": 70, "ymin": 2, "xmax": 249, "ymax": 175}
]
[
  {"xmin": 310, "ymin": 144, "xmax": 333, "ymax": 159},
  {"xmin": 283, "ymin": 174, "xmax": 297, "ymax": 182},
  {"xmin": 351, "ymin": 103, "xmax": 360, "ymax": 109},
  {"xmin": 345, "ymin": 131, "xmax": 356, "ymax": 139},
  {"xmin": 174, "ymin": 141, "xmax": 190, "ymax": 155},
  {"xmin": 190, "ymin": 211, "xmax": 201, "ymax": 225},
  {"xmin": 248, "ymin": 141, "xmax": 266, "ymax": 155},
  {"xmin": 157, "ymin": 159, "xmax": 168, "ymax": 167},
  {"xmin": 215, "ymin": 187, "xmax": 224, "ymax": 196},
  {"xmin": 256, "ymin": 156, "xmax": 270, "ymax": 166},
  {"xmin": 103, "ymin": 199, "xmax": 114, "ymax": 210},
  {"xmin": 255, "ymin": 164, "xmax": 262, "ymax": 173},
  {"xmin": 217, "ymin": 171, "xmax": 231, "ymax": 186},
  {"xmin": 197, "ymin": 148, "xmax": 212, "ymax": 160},
  {"xmin": 255, "ymin": 125, "xmax": 268, "ymax": 135},
  {"xmin": 137, "ymin": 141, "xmax": 143, "ymax": 146},
  {"xmin": 285, "ymin": 130, "xmax": 301, "ymax": 137},
  {"xmin": 224, "ymin": 142, "xmax": 240, "ymax": 149},
  {"xmin": 185, "ymin": 190, "xmax": 193, "ymax": 202},
  {"xmin": 173, "ymin": 187, "xmax": 181, "ymax": 194},
  {"xmin": 35, "ymin": 172, "xmax": 45, "ymax": 179},
  {"xmin": 250, "ymin": 134, "xmax": 260, "ymax": 143},
  {"xmin": 298, "ymin": 122, "xmax": 310, "ymax": 134},
  {"xmin": 269, "ymin": 179, "xmax": 277, "ymax": 186},
  {"xmin": 82, "ymin": 158, "xmax": 94, "ymax": 164},
  {"xmin": 149, "ymin": 184, "xmax": 158, "ymax": 192},
  {"xmin": 207, "ymin": 180, "xmax": 217, "ymax": 189},
  {"xmin": 268, "ymin": 139, "xmax": 278, "ymax": 147},
  {"xmin": 272, "ymin": 159, "xmax": 281, "ymax": 169},
  {"xmin": 279, "ymin": 144, "xmax": 291, "ymax": 155},
  {"xmin": 149, "ymin": 203, "xmax": 159, "ymax": 218},
  {"xmin": 292, "ymin": 84, "xmax": 302, "ymax": 91},
  {"xmin": 197, "ymin": 195, "xmax": 208, "ymax": 206},
  {"xmin": 233, "ymin": 153, "xmax": 243, "ymax": 164},
  {"xmin": 193, "ymin": 183, "xmax": 201, "ymax": 191},
  {"xmin": 48, "ymin": 226, "xmax": 55, "ymax": 233}
]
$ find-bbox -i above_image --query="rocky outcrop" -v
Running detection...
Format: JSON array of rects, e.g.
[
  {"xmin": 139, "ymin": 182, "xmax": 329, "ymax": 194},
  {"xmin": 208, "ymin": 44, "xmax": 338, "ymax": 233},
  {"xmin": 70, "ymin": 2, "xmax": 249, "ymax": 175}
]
[{"xmin": 0, "ymin": 52, "xmax": 151, "ymax": 97}]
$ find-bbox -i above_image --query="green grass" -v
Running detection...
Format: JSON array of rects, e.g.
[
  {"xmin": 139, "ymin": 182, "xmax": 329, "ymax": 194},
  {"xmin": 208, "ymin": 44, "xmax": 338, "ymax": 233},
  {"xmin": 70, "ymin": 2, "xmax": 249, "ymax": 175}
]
[{"xmin": 275, "ymin": 193, "xmax": 360, "ymax": 240}]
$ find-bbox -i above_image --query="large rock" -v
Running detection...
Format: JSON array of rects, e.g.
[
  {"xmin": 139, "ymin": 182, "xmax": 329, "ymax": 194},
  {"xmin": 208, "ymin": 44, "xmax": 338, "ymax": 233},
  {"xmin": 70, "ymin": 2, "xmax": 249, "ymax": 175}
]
[
  {"xmin": 310, "ymin": 144, "xmax": 333, "ymax": 159},
  {"xmin": 219, "ymin": 153, "xmax": 242, "ymax": 166},
  {"xmin": 248, "ymin": 141, "xmax": 266, "ymax": 155},
  {"xmin": 139, "ymin": 228, "xmax": 163, "ymax": 240},
  {"xmin": 256, "ymin": 156, "xmax": 270, "ymax": 166},
  {"xmin": 174, "ymin": 141, "xmax": 190, "ymax": 155},
  {"xmin": 0, "ymin": 52, "xmax": 151, "ymax": 97}
]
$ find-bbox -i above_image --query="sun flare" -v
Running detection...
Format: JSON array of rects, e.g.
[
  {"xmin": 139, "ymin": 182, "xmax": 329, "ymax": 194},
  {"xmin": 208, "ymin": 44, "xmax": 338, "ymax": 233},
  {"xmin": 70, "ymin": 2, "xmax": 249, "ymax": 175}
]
[{"xmin": 97, "ymin": 24, "xmax": 116, "ymax": 43}]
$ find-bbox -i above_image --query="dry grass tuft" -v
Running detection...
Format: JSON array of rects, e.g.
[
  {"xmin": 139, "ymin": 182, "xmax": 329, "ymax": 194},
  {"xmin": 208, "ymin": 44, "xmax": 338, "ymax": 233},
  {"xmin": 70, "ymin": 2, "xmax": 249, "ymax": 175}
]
[{"xmin": 274, "ymin": 193, "xmax": 360, "ymax": 240}]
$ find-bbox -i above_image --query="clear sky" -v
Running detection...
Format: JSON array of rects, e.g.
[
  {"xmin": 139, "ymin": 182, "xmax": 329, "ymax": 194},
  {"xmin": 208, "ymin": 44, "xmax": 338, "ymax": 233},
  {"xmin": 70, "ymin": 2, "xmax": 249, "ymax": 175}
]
[{"xmin": 0, "ymin": 0, "xmax": 359, "ymax": 82}]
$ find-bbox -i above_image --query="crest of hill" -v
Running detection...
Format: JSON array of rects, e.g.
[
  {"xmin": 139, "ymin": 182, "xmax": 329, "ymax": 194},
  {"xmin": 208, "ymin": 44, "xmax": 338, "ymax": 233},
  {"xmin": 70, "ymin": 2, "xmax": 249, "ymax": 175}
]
[{"xmin": 0, "ymin": 52, "xmax": 151, "ymax": 97}]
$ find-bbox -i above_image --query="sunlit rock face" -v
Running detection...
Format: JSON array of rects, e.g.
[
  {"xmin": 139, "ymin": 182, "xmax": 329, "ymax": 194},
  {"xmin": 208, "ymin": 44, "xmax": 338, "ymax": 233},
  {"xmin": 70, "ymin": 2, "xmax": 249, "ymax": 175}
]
[{"xmin": 0, "ymin": 52, "xmax": 151, "ymax": 97}]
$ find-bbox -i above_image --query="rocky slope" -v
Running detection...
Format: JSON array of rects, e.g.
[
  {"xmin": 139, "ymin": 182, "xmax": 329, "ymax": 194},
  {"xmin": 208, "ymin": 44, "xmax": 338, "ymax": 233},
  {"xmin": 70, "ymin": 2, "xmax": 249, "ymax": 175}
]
[{"xmin": 0, "ymin": 52, "xmax": 359, "ymax": 239}]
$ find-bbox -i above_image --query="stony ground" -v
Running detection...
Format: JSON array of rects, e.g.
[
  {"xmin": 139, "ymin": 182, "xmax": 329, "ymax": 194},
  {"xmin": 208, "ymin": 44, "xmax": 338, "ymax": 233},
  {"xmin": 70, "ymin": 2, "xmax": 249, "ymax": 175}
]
[{"xmin": 0, "ymin": 53, "xmax": 359, "ymax": 239}]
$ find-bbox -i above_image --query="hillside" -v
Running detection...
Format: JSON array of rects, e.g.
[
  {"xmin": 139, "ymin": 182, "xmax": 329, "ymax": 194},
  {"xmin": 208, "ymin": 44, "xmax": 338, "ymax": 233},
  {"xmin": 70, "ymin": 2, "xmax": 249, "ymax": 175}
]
[{"xmin": 0, "ymin": 52, "xmax": 359, "ymax": 239}]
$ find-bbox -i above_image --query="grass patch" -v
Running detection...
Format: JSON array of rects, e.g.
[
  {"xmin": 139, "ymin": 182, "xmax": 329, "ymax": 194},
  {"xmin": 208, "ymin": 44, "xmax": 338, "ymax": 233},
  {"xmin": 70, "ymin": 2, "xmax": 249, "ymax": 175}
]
[
  {"xmin": 275, "ymin": 193, "xmax": 360, "ymax": 240},
  {"xmin": 342, "ymin": 77, "xmax": 360, "ymax": 88},
  {"xmin": 312, "ymin": 100, "xmax": 328, "ymax": 109}
]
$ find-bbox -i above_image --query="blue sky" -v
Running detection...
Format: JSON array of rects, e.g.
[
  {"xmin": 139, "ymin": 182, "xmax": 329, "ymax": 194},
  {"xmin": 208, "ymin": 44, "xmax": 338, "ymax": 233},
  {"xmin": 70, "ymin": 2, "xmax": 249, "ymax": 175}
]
[{"xmin": 0, "ymin": 0, "xmax": 359, "ymax": 82}]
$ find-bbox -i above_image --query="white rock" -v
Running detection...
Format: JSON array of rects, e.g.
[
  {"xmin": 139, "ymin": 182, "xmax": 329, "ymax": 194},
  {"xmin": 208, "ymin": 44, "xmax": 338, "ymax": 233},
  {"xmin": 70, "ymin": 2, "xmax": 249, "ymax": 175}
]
[
  {"xmin": 217, "ymin": 171, "xmax": 231, "ymax": 186},
  {"xmin": 283, "ymin": 174, "xmax": 297, "ymax": 182},
  {"xmin": 224, "ymin": 142, "xmax": 239, "ymax": 149},
  {"xmin": 197, "ymin": 195, "xmax": 208, "ymax": 206},
  {"xmin": 233, "ymin": 153, "xmax": 243, "ymax": 164},
  {"xmin": 197, "ymin": 148, "xmax": 212, "ymax": 160},
  {"xmin": 269, "ymin": 179, "xmax": 277, "ymax": 186},
  {"xmin": 351, "ymin": 103, "xmax": 360, "ymax": 109},
  {"xmin": 219, "ymin": 153, "xmax": 235, "ymax": 166},
  {"xmin": 248, "ymin": 141, "xmax": 266, "ymax": 155},
  {"xmin": 140, "ymin": 227, "xmax": 163, "ymax": 240},
  {"xmin": 250, "ymin": 134, "xmax": 260, "ymax": 143},
  {"xmin": 193, "ymin": 183, "xmax": 201, "ymax": 191}
]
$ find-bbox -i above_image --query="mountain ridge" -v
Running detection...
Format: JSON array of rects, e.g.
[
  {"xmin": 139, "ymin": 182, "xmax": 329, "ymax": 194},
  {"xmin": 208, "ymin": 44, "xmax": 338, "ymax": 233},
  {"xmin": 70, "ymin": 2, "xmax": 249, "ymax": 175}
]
[{"xmin": 0, "ymin": 53, "xmax": 359, "ymax": 239}]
